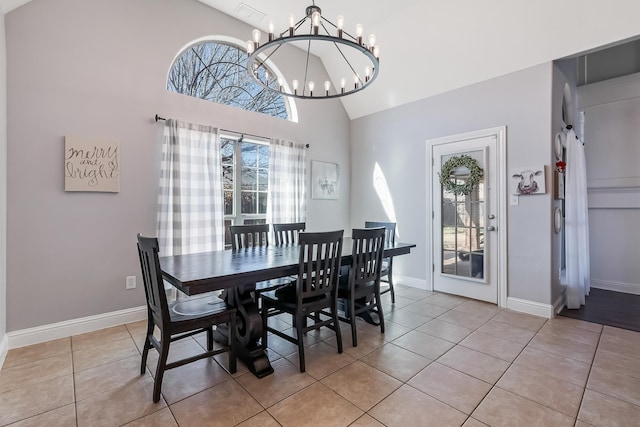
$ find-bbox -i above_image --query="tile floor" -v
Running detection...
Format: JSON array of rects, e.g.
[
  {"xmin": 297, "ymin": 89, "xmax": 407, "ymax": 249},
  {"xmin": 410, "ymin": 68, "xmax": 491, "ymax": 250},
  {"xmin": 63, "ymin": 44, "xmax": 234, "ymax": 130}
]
[{"xmin": 2, "ymin": 285, "xmax": 640, "ymax": 426}]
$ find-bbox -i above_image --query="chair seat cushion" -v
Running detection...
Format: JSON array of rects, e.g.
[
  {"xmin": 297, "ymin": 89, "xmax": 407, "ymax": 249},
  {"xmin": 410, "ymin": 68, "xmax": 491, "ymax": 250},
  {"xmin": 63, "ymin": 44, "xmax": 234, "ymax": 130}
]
[
  {"xmin": 255, "ymin": 276, "xmax": 296, "ymax": 293},
  {"xmin": 170, "ymin": 294, "xmax": 230, "ymax": 319},
  {"xmin": 262, "ymin": 285, "xmax": 328, "ymax": 305}
]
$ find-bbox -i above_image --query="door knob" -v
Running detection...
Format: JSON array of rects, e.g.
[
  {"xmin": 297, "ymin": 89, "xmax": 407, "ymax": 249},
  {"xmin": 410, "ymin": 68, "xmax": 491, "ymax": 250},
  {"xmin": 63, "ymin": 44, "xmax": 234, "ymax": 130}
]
[
  {"xmin": 488, "ymin": 214, "xmax": 495, "ymax": 219},
  {"xmin": 487, "ymin": 225, "xmax": 496, "ymax": 231}
]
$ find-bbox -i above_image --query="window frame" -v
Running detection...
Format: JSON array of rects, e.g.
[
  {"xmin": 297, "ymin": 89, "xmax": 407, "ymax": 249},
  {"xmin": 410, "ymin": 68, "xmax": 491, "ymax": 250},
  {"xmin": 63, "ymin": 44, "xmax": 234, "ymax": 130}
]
[
  {"xmin": 221, "ymin": 132, "xmax": 270, "ymax": 243},
  {"xmin": 167, "ymin": 36, "xmax": 298, "ymax": 123}
]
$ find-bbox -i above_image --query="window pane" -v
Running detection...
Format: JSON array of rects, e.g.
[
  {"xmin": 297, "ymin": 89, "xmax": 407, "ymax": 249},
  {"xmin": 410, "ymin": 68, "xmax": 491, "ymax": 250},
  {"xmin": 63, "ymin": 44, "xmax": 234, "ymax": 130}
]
[
  {"xmin": 241, "ymin": 191, "xmax": 256, "ymax": 214},
  {"xmin": 224, "ymin": 191, "xmax": 233, "ymax": 215},
  {"xmin": 223, "ymin": 165, "xmax": 233, "ymax": 190},
  {"xmin": 258, "ymin": 170, "xmax": 268, "ymax": 192},
  {"xmin": 243, "ymin": 218, "xmax": 266, "ymax": 225},
  {"xmin": 221, "ymin": 140, "xmax": 234, "ymax": 163},
  {"xmin": 258, "ymin": 192, "xmax": 267, "ymax": 214},
  {"xmin": 242, "ymin": 143, "xmax": 257, "ymax": 167},
  {"xmin": 258, "ymin": 145, "xmax": 269, "ymax": 169},
  {"xmin": 242, "ymin": 167, "xmax": 256, "ymax": 191}
]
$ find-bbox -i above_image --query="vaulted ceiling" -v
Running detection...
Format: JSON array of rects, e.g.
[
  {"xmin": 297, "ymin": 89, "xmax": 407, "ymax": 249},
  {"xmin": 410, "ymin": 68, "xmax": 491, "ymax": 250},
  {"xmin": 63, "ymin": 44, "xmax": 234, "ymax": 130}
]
[{"xmin": 3, "ymin": 0, "xmax": 640, "ymax": 119}]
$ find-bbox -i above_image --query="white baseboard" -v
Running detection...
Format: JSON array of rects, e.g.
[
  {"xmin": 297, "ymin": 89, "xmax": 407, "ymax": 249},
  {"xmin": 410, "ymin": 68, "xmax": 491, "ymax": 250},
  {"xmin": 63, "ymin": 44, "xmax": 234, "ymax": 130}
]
[
  {"xmin": 394, "ymin": 275, "xmax": 428, "ymax": 290},
  {"xmin": 7, "ymin": 306, "xmax": 147, "ymax": 350},
  {"xmin": 0, "ymin": 333, "xmax": 8, "ymax": 370},
  {"xmin": 591, "ymin": 279, "xmax": 640, "ymax": 295},
  {"xmin": 506, "ymin": 297, "xmax": 554, "ymax": 319}
]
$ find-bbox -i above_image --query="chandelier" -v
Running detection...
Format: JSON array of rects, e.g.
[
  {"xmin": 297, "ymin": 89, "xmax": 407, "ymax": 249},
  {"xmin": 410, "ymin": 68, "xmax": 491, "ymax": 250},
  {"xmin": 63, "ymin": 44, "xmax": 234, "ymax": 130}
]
[{"xmin": 246, "ymin": 2, "xmax": 380, "ymax": 100}]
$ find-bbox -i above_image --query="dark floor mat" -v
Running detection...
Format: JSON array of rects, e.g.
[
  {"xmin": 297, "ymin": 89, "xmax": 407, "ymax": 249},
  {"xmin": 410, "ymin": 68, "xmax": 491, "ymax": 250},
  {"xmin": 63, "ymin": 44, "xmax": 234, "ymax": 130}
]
[{"xmin": 559, "ymin": 288, "xmax": 640, "ymax": 333}]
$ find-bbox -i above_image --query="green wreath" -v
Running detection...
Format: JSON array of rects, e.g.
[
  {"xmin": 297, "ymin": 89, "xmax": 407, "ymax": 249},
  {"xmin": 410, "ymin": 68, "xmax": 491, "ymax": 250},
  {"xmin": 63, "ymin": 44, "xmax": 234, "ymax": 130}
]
[{"xmin": 438, "ymin": 154, "xmax": 483, "ymax": 195}]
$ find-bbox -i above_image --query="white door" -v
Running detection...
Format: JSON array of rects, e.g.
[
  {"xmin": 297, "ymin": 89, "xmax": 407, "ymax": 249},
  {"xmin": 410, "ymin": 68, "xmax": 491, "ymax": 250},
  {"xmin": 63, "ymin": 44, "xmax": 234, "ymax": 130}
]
[{"xmin": 428, "ymin": 127, "xmax": 506, "ymax": 305}]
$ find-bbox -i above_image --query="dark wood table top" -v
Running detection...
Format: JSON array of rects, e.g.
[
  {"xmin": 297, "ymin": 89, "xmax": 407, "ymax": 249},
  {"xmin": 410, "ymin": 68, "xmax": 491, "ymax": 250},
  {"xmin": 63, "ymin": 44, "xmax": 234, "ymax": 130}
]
[{"xmin": 160, "ymin": 239, "xmax": 416, "ymax": 296}]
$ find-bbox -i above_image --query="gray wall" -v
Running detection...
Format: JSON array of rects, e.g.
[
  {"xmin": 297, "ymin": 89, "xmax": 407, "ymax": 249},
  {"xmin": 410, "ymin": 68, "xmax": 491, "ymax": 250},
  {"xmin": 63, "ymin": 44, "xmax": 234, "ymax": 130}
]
[
  {"xmin": 5, "ymin": 0, "xmax": 351, "ymax": 331},
  {"xmin": 350, "ymin": 63, "xmax": 555, "ymax": 305},
  {"xmin": 0, "ymin": 8, "xmax": 7, "ymax": 344}
]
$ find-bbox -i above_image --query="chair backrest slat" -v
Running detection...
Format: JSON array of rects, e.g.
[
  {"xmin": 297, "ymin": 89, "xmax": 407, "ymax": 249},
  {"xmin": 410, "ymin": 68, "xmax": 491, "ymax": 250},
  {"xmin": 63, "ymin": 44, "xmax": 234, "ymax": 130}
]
[
  {"xmin": 273, "ymin": 222, "xmax": 306, "ymax": 245},
  {"xmin": 230, "ymin": 224, "xmax": 269, "ymax": 250},
  {"xmin": 297, "ymin": 230, "xmax": 343, "ymax": 302},
  {"xmin": 137, "ymin": 234, "xmax": 170, "ymax": 327},
  {"xmin": 350, "ymin": 227, "xmax": 386, "ymax": 288},
  {"xmin": 364, "ymin": 221, "xmax": 396, "ymax": 247}
]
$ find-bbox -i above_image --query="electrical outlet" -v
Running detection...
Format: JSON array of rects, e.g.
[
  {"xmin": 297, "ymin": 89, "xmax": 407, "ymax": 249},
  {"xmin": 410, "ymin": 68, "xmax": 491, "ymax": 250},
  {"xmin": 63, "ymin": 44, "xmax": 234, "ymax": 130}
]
[{"xmin": 125, "ymin": 276, "xmax": 136, "ymax": 290}]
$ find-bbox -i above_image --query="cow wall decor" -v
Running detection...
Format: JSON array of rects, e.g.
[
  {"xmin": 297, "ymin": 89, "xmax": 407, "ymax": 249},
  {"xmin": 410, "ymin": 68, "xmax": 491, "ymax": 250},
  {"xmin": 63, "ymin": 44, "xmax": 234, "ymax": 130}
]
[{"xmin": 511, "ymin": 166, "xmax": 546, "ymax": 195}]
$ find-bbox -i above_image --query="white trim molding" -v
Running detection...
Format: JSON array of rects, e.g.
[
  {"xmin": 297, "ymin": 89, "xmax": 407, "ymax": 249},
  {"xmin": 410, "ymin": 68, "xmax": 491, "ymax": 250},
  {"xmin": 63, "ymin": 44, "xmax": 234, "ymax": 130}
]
[
  {"xmin": 0, "ymin": 333, "xmax": 8, "ymax": 370},
  {"xmin": 506, "ymin": 297, "xmax": 555, "ymax": 319},
  {"xmin": 591, "ymin": 279, "xmax": 640, "ymax": 295},
  {"xmin": 394, "ymin": 275, "xmax": 428, "ymax": 291},
  {"xmin": 588, "ymin": 185, "xmax": 640, "ymax": 209},
  {"xmin": 7, "ymin": 306, "xmax": 146, "ymax": 349}
]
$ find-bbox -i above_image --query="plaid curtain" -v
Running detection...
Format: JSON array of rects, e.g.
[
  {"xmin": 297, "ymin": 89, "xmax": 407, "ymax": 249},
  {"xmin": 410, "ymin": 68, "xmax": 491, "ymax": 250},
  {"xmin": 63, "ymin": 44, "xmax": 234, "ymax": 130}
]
[
  {"xmin": 267, "ymin": 139, "xmax": 307, "ymax": 224},
  {"xmin": 157, "ymin": 119, "xmax": 225, "ymax": 256}
]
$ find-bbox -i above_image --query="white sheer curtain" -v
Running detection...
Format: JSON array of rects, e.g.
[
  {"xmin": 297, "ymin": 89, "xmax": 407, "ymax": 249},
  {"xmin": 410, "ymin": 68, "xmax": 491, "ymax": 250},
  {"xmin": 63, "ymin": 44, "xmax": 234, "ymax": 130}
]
[
  {"xmin": 564, "ymin": 128, "xmax": 591, "ymax": 308},
  {"xmin": 157, "ymin": 119, "xmax": 225, "ymax": 256},
  {"xmin": 266, "ymin": 139, "xmax": 307, "ymax": 224}
]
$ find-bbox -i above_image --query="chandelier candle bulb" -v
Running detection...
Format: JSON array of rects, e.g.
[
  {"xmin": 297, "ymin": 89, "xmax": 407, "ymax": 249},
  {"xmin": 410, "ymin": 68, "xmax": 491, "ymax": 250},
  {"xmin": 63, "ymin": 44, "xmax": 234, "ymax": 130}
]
[
  {"xmin": 365, "ymin": 66, "xmax": 371, "ymax": 82},
  {"xmin": 308, "ymin": 81, "xmax": 315, "ymax": 96},
  {"xmin": 356, "ymin": 24, "xmax": 363, "ymax": 44},
  {"xmin": 312, "ymin": 11, "xmax": 320, "ymax": 35},
  {"xmin": 368, "ymin": 34, "xmax": 376, "ymax": 50},
  {"xmin": 373, "ymin": 45, "xmax": 380, "ymax": 59},
  {"xmin": 246, "ymin": 40, "xmax": 254, "ymax": 54},
  {"xmin": 293, "ymin": 79, "xmax": 298, "ymax": 95},
  {"xmin": 252, "ymin": 29, "xmax": 260, "ymax": 49},
  {"xmin": 278, "ymin": 77, "xmax": 283, "ymax": 91},
  {"xmin": 268, "ymin": 21, "xmax": 274, "ymax": 41},
  {"xmin": 354, "ymin": 74, "xmax": 359, "ymax": 89},
  {"xmin": 324, "ymin": 80, "xmax": 331, "ymax": 95},
  {"xmin": 340, "ymin": 77, "xmax": 346, "ymax": 94},
  {"xmin": 289, "ymin": 13, "xmax": 295, "ymax": 36},
  {"xmin": 337, "ymin": 15, "xmax": 344, "ymax": 37}
]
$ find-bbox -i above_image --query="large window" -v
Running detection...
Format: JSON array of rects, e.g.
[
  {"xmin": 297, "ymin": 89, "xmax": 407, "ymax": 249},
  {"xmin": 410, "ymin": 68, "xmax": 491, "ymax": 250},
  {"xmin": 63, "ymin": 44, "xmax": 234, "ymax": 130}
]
[
  {"xmin": 222, "ymin": 135, "xmax": 270, "ymax": 246},
  {"xmin": 168, "ymin": 40, "xmax": 290, "ymax": 120}
]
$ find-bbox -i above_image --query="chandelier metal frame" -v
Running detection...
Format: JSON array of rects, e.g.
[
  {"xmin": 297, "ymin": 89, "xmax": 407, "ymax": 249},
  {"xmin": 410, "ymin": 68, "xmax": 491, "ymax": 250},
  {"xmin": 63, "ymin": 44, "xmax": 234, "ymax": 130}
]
[{"xmin": 246, "ymin": 3, "xmax": 380, "ymax": 100}]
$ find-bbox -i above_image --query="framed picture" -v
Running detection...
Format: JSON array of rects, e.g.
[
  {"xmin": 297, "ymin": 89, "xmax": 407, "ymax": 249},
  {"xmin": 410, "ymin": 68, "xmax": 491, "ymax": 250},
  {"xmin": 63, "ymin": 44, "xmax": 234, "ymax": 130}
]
[
  {"xmin": 64, "ymin": 135, "xmax": 120, "ymax": 192},
  {"xmin": 311, "ymin": 160, "xmax": 339, "ymax": 200},
  {"xmin": 511, "ymin": 165, "xmax": 546, "ymax": 195}
]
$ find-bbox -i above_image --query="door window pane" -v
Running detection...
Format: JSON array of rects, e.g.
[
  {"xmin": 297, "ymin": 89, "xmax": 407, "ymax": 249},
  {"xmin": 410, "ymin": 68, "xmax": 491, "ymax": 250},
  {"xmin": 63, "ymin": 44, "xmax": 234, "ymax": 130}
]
[{"xmin": 440, "ymin": 150, "xmax": 485, "ymax": 279}]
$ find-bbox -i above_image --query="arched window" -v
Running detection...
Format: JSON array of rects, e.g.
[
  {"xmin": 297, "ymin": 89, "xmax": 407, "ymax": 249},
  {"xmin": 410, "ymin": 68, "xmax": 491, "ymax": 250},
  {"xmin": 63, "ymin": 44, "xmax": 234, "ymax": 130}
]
[{"xmin": 168, "ymin": 39, "xmax": 292, "ymax": 120}]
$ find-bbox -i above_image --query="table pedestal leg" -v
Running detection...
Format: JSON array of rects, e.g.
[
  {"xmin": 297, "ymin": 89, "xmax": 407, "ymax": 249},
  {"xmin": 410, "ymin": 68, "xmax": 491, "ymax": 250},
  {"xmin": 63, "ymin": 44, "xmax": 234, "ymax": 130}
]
[{"xmin": 214, "ymin": 285, "xmax": 274, "ymax": 378}]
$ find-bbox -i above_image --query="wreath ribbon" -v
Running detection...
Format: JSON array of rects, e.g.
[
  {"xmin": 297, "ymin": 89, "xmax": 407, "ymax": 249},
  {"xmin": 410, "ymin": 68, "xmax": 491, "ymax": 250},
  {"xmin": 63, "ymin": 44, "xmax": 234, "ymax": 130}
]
[{"xmin": 438, "ymin": 154, "xmax": 483, "ymax": 195}]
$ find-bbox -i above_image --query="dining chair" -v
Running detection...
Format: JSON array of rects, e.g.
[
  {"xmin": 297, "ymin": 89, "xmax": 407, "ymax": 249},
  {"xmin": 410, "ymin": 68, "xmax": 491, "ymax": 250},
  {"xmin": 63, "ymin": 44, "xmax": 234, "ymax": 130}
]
[
  {"xmin": 229, "ymin": 224, "xmax": 269, "ymax": 249},
  {"xmin": 272, "ymin": 222, "xmax": 306, "ymax": 245},
  {"xmin": 338, "ymin": 227, "xmax": 386, "ymax": 347},
  {"xmin": 230, "ymin": 223, "xmax": 294, "ymax": 306},
  {"xmin": 137, "ymin": 234, "xmax": 237, "ymax": 402},
  {"xmin": 365, "ymin": 221, "xmax": 397, "ymax": 303},
  {"xmin": 260, "ymin": 230, "xmax": 344, "ymax": 372}
]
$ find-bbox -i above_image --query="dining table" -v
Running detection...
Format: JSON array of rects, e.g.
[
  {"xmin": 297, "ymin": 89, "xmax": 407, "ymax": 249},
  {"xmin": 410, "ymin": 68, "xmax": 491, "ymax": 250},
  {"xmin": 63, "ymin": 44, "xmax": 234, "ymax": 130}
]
[{"xmin": 160, "ymin": 237, "xmax": 416, "ymax": 378}]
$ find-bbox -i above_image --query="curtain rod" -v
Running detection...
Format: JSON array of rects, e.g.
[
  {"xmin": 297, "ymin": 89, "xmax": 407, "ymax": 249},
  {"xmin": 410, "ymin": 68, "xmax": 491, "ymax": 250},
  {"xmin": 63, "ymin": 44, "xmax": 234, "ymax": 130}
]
[{"xmin": 154, "ymin": 114, "xmax": 309, "ymax": 148}]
